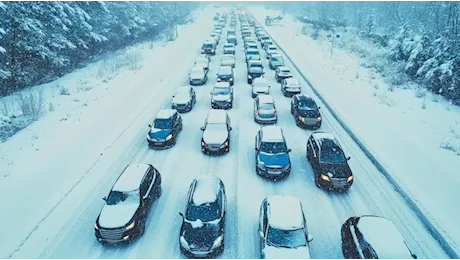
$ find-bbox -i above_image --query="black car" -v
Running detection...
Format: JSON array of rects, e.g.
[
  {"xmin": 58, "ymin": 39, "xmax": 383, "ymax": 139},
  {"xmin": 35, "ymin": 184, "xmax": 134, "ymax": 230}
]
[
  {"xmin": 172, "ymin": 86, "xmax": 196, "ymax": 113},
  {"xmin": 255, "ymin": 126, "xmax": 292, "ymax": 178},
  {"xmin": 306, "ymin": 132, "xmax": 353, "ymax": 190},
  {"xmin": 94, "ymin": 164, "xmax": 162, "ymax": 244},
  {"xmin": 291, "ymin": 94, "xmax": 322, "ymax": 129},
  {"xmin": 341, "ymin": 216, "xmax": 417, "ymax": 259},
  {"xmin": 179, "ymin": 176, "xmax": 226, "ymax": 258},
  {"xmin": 217, "ymin": 66, "xmax": 234, "ymax": 86},
  {"xmin": 147, "ymin": 109, "xmax": 183, "ymax": 148},
  {"xmin": 247, "ymin": 66, "xmax": 265, "ymax": 84}
]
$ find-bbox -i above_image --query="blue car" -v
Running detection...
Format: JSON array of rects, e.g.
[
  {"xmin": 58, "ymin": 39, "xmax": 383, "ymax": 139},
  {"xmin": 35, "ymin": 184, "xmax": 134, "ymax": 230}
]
[{"xmin": 255, "ymin": 126, "xmax": 292, "ymax": 178}]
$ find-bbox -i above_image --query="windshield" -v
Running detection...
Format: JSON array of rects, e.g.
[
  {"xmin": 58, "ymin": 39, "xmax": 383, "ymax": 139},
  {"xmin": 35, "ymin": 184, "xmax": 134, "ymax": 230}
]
[
  {"xmin": 213, "ymin": 87, "xmax": 230, "ymax": 95},
  {"xmin": 260, "ymin": 142, "xmax": 287, "ymax": 154},
  {"xmin": 154, "ymin": 118, "xmax": 172, "ymax": 129},
  {"xmin": 250, "ymin": 67, "xmax": 263, "ymax": 73},
  {"xmin": 259, "ymin": 103, "xmax": 274, "ymax": 110},
  {"xmin": 175, "ymin": 90, "xmax": 190, "ymax": 99},
  {"xmin": 320, "ymin": 146, "xmax": 347, "ymax": 163},
  {"xmin": 272, "ymin": 56, "xmax": 284, "ymax": 62},
  {"xmin": 247, "ymin": 51, "xmax": 259, "ymax": 55},
  {"xmin": 267, "ymin": 227, "xmax": 307, "ymax": 248},
  {"xmin": 299, "ymin": 99, "xmax": 317, "ymax": 109},
  {"xmin": 191, "ymin": 67, "xmax": 203, "ymax": 74},
  {"xmin": 224, "ymin": 45, "xmax": 233, "ymax": 48},
  {"xmin": 106, "ymin": 190, "xmax": 139, "ymax": 205},
  {"xmin": 250, "ymin": 62, "xmax": 263, "ymax": 68},
  {"xmin": 186, "ymin": 200, "xmax": 221, "ymax": 222}
]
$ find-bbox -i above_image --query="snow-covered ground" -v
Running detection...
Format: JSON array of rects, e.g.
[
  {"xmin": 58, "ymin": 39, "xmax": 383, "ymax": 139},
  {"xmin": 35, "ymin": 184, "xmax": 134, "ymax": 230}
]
[
  {"xmin": 0, "ymin": 6, "xmax": 452, "ymax": 259},
  {"xmin": 251, "ymin": 7, "xmax": 460, "ymax": 256}
]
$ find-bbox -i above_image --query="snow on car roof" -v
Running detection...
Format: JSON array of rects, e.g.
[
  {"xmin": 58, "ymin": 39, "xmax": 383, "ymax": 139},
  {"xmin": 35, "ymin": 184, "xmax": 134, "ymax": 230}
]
[
  {"xmin": 219, "ymin": 66, "xmax": 233, "ymax": 74},
  {"xmin": 312, "ymin": 132, "xmax": 336, "ymax": 141},
  {"xmin": 207, "ymin": 109, "xmax": 227, "ymax": 124},
  {"xmin": 279, "ymin": 66, "xmax": 290, "ymax": 71},
  {"xmin": 156, "ymin": 109, "xmax": 176, "ymax": 119},
  {"xmin": 267, "ymin": 195, "xmax": 304, "ymax": 230},
  {"xmin": 285, "ymin": 78, "xmax": 299, "ymax": 84},
  {"xmin": 258, "ymin": 94, "xmax": 274, "ymax": 104},
  {"xmin": 224, "ymin": 43, "xmax": 234, "ymax": 47},
  {"xmin": 192, "ymin": 175, "xmax": 221, "ymax": 205},
  {"xmin": 357, "ymin": 216, "xmax": 413, "ymax": 259},
  {"xmin": 221, "ymin": 54, "xmax": 234, "ymax": 59},
  {"xmin": 112, "ymin": 164, "xmax": 150, "ymax": 192},
  {"xmin": 261, "ymin": 126, "xmax": 283, "ymax": 142}
]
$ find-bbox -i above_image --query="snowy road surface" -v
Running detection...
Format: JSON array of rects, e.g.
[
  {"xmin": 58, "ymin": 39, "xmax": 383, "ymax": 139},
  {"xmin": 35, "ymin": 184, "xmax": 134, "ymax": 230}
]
[{"xmin": 0, "ymin": 8, "xmax": 450, "ymax": 259}]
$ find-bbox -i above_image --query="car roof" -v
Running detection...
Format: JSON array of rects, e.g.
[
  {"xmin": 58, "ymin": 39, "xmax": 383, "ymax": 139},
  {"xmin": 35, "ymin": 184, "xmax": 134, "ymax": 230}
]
[
  {"xmin": 279, "ymin": 66, "xmax": 290, "ymax": 71},
  {"xmin": 156, "ymin": 109, "xmax": 176, "ymax": 119},
  {"xmin": 214, "ymin": 82, "xmax": 231, "ymax": 88},
  {"xmin": 112, "ymin": 164, "xmax": 150, "ymax": 192},
  {"xmin": 267, "ymin": 195, "xmax": 304, "ymax": 230},
  {"xmin": 224, "ymin": 43, "xmax": 235, "ymax": 46},
  {"xmin": 249, "ymin": 60, "xmax": 262, "ymax": 64},
  {"xmin": 258, "ymin": 94, "xmax": 274, "ymax": 104},
  {"xmin": 253, "ymin": 77, "xmax": 268, "ymax": 83},
  {"xmin": 261, "ymin": 125, "xmax": 284, "ymax": 142},
  {"xmin": 356, "ymin": 216, "xmax": 413, "ymax": 258},
  {"xmin": 285, "ymin": 78, "xmax": 299, "ymax": 84},
  {"xmin": 191, "ymin": 175, "xmax": 222, "ymax": 206},
  {"xmin": 207, "ymin": 109, "xmax": 228, "ymax": 124}
]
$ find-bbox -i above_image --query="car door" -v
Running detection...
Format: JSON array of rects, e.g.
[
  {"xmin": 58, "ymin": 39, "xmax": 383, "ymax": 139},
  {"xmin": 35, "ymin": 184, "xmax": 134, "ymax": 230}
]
[
  {"xmin": 259, "ymin": 201, "xmax": 268, "ymax": 253},
  {"xmin": 311, "ymin": 139, "xmax": 320, "ymax": 169}
]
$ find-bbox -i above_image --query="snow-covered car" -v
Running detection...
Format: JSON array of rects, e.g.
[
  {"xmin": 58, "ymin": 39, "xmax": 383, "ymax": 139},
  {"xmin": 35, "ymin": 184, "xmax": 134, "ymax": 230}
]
[
  {"xmin": 291, "ymin": 94, "xmax": 321, "ymax": 129},
  {"xmin": 269, "ymin": 55, "xmax": 285, "ymax": 70},
  {"xmin": 223, "ymin": 43, "xmax": 235, "ymax": 55},
  {"xmin": 252, "ymin": 77, "xmax": 271, "ymax": 98},
  {"xmin": 246, "ymin": 49, "xmax": 260, "ymax": 60},
  {"xmin": 217, "ymin": 66, "xmax": 234, "ymax": 85},
  {"xmin": 254, "ymin": 95, "xmax": 277, "ymax": 124},
  {"xmin": 200, "ymin": 109, "xmax": 232, "ymax": 154},
  {"xmin": 306, "ymin": 132, "xmax": 353, "ymax": 190},
  {"xmin": 247, "ymin": 54, "xmax": 261, "ymax": 64},
  {"xmin": 247, "ymin": 66, "xmax": 265, "ymax": 84},
  {"xmin": 172, "ymin": 86, "xmax": 196, "ymax": 113},
  {"xmin": 220, "ymin": 55, "xmax": 236, "ymax": 68},
  {"xmin": 259, "ymin": 195, "xmax": 313, "ymax": 259},
  {"xmin": 282, "ymin": 78, "xmax": 301, "ymax": 97},
  {"xmin": 262, "ymin": 39, "xmax": 274, "ymax": 50},
  {"xmin": 179, "ymin": 176, "xmax": 226, "ymax": 257},
  {"xmin": 194, "ymin": 57, "xmax": 209, "ymax": 72},
  {"xmin": 228, "ymin": 35, "xmax": 237, "ymax": 45},
  {"xmin": 247, "ymin": 59, "xmax": 264, "ymax": 70},
  {"xmin": 147, "ymin": 109, "xmax": 183, "ymax": 148},
  {"xmin": 266, "ymin": 45, "xmax": 279, "ymax": 59},
  {"xmin": 211, "ymin": 32, "xmax": 220, "ymax": 42},
  {"xmin": 259, "ymin": 34, "xmax": 270, "ymax": 42},
  {"xmin": 255, "ymin": 126, "xmax": 292, "ymax": 178},
  {"xmin": 94, "ymin": 164, "xmax": 162, "ymax": 243},
  {"xmin": 189, "ymin": 66, "xmax": 208, "ymax": 86},
  {"xmin": 275, "ymin": 66, "xmax": 293, "ymax": 83},
  {"xmin": 245, "ymin": 42, "xmax": 258, "ymax": 51},
  {"xmin": 341, "ymin": 216, "xmax": 417, "ymax": 259},
  {"xmin": 211, "ymin": 82, "xmax": 233, "ymax": 109},
  {"xmin": 199, "ymin": 53, "xmax": 210, "ymax": 62},
  {"xmin": 227, "ymin": 28, "xmax": 236, "ymax": 37}
]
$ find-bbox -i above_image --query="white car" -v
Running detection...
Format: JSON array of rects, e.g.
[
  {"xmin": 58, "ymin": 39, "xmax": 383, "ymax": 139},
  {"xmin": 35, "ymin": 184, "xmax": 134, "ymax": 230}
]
[
  {"xmin": 223, "ymin": 43, "xmax": 235, "ymax": 55},
  {"xmin": 252, "ymin": 77, "xmax": 270, "ymax": 98},
  {"xmin": 195, "ymin": 57, "xmax": 209, "ymax": 71},
  {"xmin": 220, "ymin": 55, "xmax": 236, "ymax": 68},
  {"xmin": 189, "ymin": 66, "xmax": 207, "ymax": 86}
]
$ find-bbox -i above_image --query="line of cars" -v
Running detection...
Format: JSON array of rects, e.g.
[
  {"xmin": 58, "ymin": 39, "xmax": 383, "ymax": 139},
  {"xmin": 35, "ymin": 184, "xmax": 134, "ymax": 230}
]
[{"xmin": 92, "ymin": 10, "xmax": 418, "ymax": 260}]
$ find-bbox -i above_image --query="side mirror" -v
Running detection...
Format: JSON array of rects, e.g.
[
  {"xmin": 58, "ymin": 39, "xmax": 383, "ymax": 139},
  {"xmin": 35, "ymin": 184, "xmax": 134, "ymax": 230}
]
[
  {"xmin": 307, "ymin": 234, "xmax": 314, "ymax": 242},
  {"xmin": 210, "ymin": 92, "xmax": 213, "ymax": 95},
  {"xmin": 255, "ymin": 147, "xmax": 259, "ymax": 151},
  {"xmin": 347, "ymin": 156, "xmax": 351, "ymax": 161},
  {"xmin": 259, "ymin": 231, "xmax": 264, "ymax": 237},
  {"xmin": 200, "ymin": 126, "xmax": 205, "ymax": 131},
  {"xmin": 148, "ymin": 124, "xmax": 152, "ymax": 128},
  {"xmin": 228, "ymin": 127, "xmax": 232, "ymax": 131},
  {"xmin": 287, "ymin": 149, "xmax": 292, "ymax": 153},
  {"xmin": 102, "ymin": 196, "xmax": 107, "ymax": 201},
  {"xmin": 179, "ymin": 212, "xmax": 184, "ymax": 218},
  {"xmin": 318, "ymin": 106, "xmax": 321, "ymax": 109}
]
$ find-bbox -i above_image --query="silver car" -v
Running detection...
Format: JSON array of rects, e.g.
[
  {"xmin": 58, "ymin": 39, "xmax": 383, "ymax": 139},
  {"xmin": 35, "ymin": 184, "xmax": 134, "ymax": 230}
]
[
  {"xmin": 254, "ymin": 95, "xmax": 278, "ymax": 124},
  {"xmin": 252, "ymin": 77, "xmax": 271, "ymax": 98},
  {"xmin": 200, "ymin": 109, "xmax": 232, "ymax": 154}
]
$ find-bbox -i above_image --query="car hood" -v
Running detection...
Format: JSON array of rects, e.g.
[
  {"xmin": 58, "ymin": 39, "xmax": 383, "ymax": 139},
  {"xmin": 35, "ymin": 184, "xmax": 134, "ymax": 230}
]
[
  {"xmin": 298, "ymin": 108, "xmax": 320, "ymax": 118},
  {"xmin": 181, "ymin": 221, "xmax": 222, "ymax": 251},
  {"xmin": 203, "ymin": 128, "xmax": 228, "ymax": 145},
  {"xmin": 263, "ymin": 245, "xmax": 311, "ymax": 259},
  {"xmin": 213, "ymin": 94, "xmax": 231, "ymax": 102},
  {"xmin": 173, "ymin": 97, "xmax": 191, "ymax": 105},
  {"xmin": 254, "ymin": 86, "xmax": 269, "ymax": 92},
  {"xmin": 149, "ymin": 128, "xmax": 172, "ymax": 139},
  {"xmin": 190, "ymin": 72, "xmax": 204, "ymax": 79},
  {"xmin": 258, "ymin": 152, "xmax": 290, "ymax": 167},
  {"xmin": 221, "ymin": 60, "xmax": 235, "ymax": 65},
  {"xmin": 98, "ymin": 203, "xmax": 139, "ymax": 229},
  {"xmin": 319, "ymin": 162, "xmax": 352, "ymax": 178}
]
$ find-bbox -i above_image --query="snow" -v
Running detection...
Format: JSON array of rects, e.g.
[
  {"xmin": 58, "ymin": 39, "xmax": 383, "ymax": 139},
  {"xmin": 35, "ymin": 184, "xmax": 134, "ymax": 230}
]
[
  {"xmin": 267, "ymin": 195, "xmax": 303, "ymax": 230},
  {"xmin": 155, "ymin": 109, "xmax": 176, "ymax": 119},
  {"xmin": 263, "ymin": 245, "xmax": 311, "ymax": 259},
  {"xmin": 202, "ymin": 124, "xmax": 228, "ymax": 145},
  {"xmin": 192, "ymin": 176, "xmax": 220, "ymax": 206},
  {"xmin": 112, "ymin": 164, "xmax": 149, "ymax": 192},
  {"xmin": 261, "ymin": 126, "xmax": 283, "ymax": 142},
  {"xmin": 251, "ymin": 7, "xmax": 460, "ymax": 256},
  {"xmin": 189, "ymin": 219, "xmax": 204, "ymax": 229},
  {"xmin": 98, "ymin": 203, "xmax": 139, "ymax": 229},
  {"xmin": 258, "ymin": 94, "xmax": 274, "ymax": 104},
  {"xmin": 206, "ymin": 109, "xmax": 227, "ymax": 124}
]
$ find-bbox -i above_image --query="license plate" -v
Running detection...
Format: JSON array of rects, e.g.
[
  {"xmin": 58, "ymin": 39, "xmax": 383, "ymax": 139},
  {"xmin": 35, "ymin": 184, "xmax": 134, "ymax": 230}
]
[{"xmin": 154, "ymin": 142, "xmax": 163, "ymax": 145}]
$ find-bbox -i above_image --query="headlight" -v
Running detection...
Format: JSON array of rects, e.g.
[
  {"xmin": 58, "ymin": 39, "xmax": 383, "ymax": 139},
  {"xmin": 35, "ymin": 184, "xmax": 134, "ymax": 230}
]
[
  {"xmin": 317, "ymin": 116, "xmax": 322, "ymax": 121},
  {"xmin": 211, "ymin": 49, "xmax": 215, "ymax": 53},
  {"xmin": 212, "ymin": 235, "xmax": 223, "ymax": 249},
  {"xmin": 347, "ymin": 176, "xmax": 354, "ymax": 182},
  {"xmin": 201, "ymin": 141, "xmax": 206, "ymax": 146},
  {"xmin": 226, "ymin": 98, "xmax": 231, "ymax": 102},
  {"xmin": 298, "ymin": 115, "xmax": 305, "ymax": 122},
  {"xmin": 94, "ymin": 222, "xmax": 99, "ymax": 230},
  {"xmin": 320, "ymin": 174, "xmax": 330, "ymax": 181},
  {"xmin": 229, "ymin": 78, "xmax": 233, "ymax": 81},
  {"xmin": 126, "ymin": 220, "xmax": 135, "ymax": 230},
  {"xmin": 248, "ymin": 75, "xmax": 252, "ymax": 79},
  {"xmin": 257, "ymin": 161, "xmax": 266, "ymax": 169},
  {"xmin": 165, "ymin": 134, "xmax": 173, "ymax": 141},
  {"xmin": 180, "ymin": 236, "xmax": 190, "ymax": 250},
  {"xmin": 217, "ymin": 78, "xmax": 221, "ymax": 81},
  {"xmin": 283, "ymin": 164, "xmax": 291, "ymax": 171}
]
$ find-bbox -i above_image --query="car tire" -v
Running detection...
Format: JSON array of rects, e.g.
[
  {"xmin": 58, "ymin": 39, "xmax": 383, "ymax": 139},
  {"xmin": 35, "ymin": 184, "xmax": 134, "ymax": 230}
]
[{"xmin": 252, "ymin": 94, "xmax": 256, "ymax": 98}]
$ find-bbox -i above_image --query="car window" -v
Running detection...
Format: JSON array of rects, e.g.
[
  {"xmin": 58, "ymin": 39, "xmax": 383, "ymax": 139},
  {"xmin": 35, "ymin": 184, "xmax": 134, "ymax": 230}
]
[
  {"xmin": 260, "ymin": 142, "xmax": 287, "ymax": 154},
  {"xmin": 312, "ymin": 140, "xmax": 319, "ymax": 156},
  {"xmin": 140, "ymin": 171, "xmax": 153, "ymax": 197},
  {"xmin": 213, "ymin": 87, "xmax": 230, "ymax": 95},
  {"xmin": 267, "ymin": 226, "xmax": 307, "ymax": 248},
  {"xmin": 259, "ymin": 103, "xmax": 274, "ymax": 110},
  {"xmin": 154, "ymin": 118, "xmax": 172, "ymax": 129},
  {"xmin": 186, "ymin": 200, "xmax": 221, "ymax": 222}
]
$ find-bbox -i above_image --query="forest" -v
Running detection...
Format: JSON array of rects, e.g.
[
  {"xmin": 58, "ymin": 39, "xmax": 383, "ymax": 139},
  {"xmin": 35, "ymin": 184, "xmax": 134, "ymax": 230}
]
[{"xmin": 0, "ymin": 1, "xmax": 196, "ymax": 96}]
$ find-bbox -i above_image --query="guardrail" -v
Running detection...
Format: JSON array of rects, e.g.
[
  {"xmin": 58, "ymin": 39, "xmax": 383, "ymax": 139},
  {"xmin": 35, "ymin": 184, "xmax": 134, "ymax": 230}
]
[{"xmin": 254, "ymin": 13, "xmax": 459, "ymax": 259}]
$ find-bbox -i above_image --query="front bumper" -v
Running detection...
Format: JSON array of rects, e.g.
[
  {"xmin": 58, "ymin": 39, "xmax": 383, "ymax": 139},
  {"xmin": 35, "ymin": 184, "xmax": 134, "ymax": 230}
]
[
  {"xmin": 283, "ymin": 88, "xmax": 301, "ymax": 96},
  {"xmin": 296, "ymin": 116, "xmax": 322, "ymax": 129},
  {"xmin": 318, "ymin": 177, "xmax": 353, "ymax": 190},
  {"xmin": 201, "ymin": 142, "xmax": 229, "ymax": 155},
  {"xmin": 147, "ymin": 137, "xmax": 175, "ymax": 149},
  {"xmin": 180, "ymin": 243, "xmax": 223, "ymax": 258},
  {"xmin": 256, "ymin": 165, "xmax": 291, "ymax": 178},
  {"xmin": 95, "ymin": 227, "xmax": 136, "ymax": 244}
]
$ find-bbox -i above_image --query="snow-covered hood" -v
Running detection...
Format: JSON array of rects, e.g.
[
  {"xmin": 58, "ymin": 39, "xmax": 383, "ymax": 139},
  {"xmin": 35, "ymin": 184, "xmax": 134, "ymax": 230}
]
[
  {"xmin": 196, "ymin": 62, "xmax": 208, "ymax": 69},
  {"xmin": 212, "ymin": 94, "xmax": 231, "ymax": 102},
  {"xmin": 221, "ymin": 59, "xmax": 235, "ymax": 65},
  {"xmin": 263, "ymin": 245, "xmax": 311, "ymax": 259},
  {"xmin": 190, "ymin": 72, "xmax": 204, "ymax": 79},
  {"xmin": 203, "ymin": 127, "xmax": 228, "ymax": 145},
  {"xmin": 98, "ymin": 203, "xmax": 139, "ymax": 229},
  {"xmin": 173, "ymin": 96, "xmax": 191, "ymax": 105}
]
